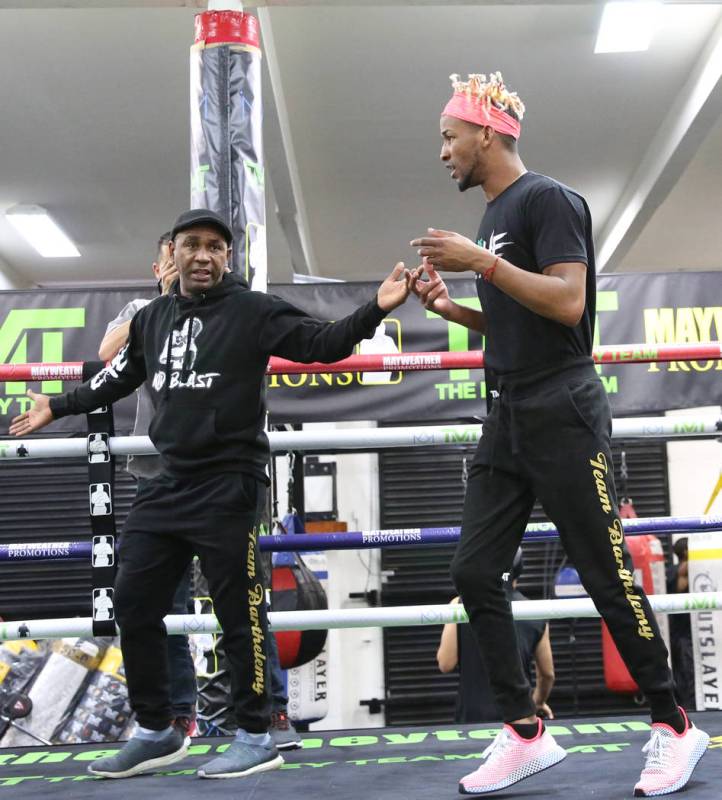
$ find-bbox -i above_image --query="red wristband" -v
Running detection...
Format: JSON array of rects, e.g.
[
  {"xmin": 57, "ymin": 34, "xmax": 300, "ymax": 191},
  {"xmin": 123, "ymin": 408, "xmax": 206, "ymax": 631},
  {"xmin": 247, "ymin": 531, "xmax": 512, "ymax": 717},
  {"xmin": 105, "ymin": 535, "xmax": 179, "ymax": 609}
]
[{"xmin": 484, "ymin": 256, "xmax": 499, "ymax": 283}]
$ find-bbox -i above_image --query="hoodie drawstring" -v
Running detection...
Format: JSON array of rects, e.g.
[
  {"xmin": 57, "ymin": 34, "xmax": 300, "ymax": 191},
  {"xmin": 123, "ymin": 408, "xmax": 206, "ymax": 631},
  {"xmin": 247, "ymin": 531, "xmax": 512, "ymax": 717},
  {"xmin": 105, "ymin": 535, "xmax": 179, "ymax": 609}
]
[
  {"xmin": 180, "ymin": 310, "xmax": 196, "ymax": 383},
  {"xmin": 163, "ymin": 295, "xmax": 177, "ymax": 399}
]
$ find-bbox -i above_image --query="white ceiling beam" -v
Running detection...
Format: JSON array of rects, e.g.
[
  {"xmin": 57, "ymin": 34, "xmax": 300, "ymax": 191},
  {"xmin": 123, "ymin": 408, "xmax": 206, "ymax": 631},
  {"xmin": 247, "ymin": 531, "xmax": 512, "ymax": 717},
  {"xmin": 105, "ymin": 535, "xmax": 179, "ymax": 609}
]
[
  {"xmin": 0, "ymin": 255, "xmax": 34, "ymax": 290},
  {"xmin": 596, "ymin": 15, "xmax": 722, "ymax": 272},
  {"xmin": 258, "ymin": 6, "xmax": 317, "ymax": 276}
]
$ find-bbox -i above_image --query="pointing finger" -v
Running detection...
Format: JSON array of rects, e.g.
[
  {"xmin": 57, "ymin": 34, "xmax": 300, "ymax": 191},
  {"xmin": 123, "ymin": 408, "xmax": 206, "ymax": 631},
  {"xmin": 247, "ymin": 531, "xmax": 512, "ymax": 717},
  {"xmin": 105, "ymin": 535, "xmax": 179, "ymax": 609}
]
[
  {"xmin": 389, "ymin": 261, "xmax": 405, "ymax": 280},
  {"xmin": 425, "ymin": 264, "xmax": 440, "ymax": 281}
]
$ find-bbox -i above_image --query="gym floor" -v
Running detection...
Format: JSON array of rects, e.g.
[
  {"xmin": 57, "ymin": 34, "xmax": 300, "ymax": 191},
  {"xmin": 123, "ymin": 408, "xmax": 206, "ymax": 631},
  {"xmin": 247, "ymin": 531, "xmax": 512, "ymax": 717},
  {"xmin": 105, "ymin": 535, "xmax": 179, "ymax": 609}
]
[{"xmin": 1, "ymin": 712, "xmax": 720, "ymax": 799}]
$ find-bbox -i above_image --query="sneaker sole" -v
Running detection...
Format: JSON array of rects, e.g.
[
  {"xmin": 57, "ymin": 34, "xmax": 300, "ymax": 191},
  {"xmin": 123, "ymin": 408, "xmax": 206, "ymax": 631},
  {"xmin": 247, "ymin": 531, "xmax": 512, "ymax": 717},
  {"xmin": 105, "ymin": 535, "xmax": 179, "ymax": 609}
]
[
  {"xmin": 197, "ymin": 753, "xmax": 284, "ymax": 779},
  {"xmin": 88, "ymin": 737, "xmax": 191, "ymax": 779},
  {"xmin": 275, "ymin": 740, "xmax": 303, "ymax": 751},
  {"xmin": 633, "ymin": 731, "xmax": 710, "ymax": 797},
  {"xmin": 459, "ymin": 746, "xmax": 567, "ymax": 795}
]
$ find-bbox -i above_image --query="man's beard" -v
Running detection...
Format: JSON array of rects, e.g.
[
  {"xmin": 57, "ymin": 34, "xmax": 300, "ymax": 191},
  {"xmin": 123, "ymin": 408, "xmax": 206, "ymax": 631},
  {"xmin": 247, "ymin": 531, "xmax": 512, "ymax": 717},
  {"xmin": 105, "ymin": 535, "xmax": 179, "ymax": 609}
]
[
  {"xmin": 457, "ymin": 171, "xmax": 473, "ymax": 192},
  {"xmin": 456, "ymin": 159, "xmax": 480, "ymax": 192}
]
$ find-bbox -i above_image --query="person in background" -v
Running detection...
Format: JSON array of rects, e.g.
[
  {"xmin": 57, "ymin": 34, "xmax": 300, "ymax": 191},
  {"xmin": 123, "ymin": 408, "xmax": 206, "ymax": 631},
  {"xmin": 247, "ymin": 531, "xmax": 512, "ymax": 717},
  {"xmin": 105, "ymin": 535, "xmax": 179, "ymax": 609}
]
[
  {"xmin": 666, "ymin": 538, "xmax": 695, "ymax": 709},
  {"xmin": 266, "ymin": 630, "xmax": 302, "ymax": 749},
  {"xmin": 437, "ymin": 548, "xmax": 555, "ymax": 722}
]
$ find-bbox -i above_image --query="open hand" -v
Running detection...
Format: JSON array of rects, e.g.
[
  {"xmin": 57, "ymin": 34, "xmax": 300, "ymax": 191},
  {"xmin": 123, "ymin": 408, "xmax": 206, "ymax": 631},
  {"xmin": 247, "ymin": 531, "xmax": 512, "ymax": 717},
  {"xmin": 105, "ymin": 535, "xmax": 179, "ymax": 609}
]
[
  {"xmin": 8, "ymin": 390, "xmax": 54, "ymax": 436},
  {"xmin": 377, "ymin": 262, "xmax": 412, "ymax": 311},
  {"xmin": 410, "ymin": 228, "xmax": 484, "ymax": 273}
]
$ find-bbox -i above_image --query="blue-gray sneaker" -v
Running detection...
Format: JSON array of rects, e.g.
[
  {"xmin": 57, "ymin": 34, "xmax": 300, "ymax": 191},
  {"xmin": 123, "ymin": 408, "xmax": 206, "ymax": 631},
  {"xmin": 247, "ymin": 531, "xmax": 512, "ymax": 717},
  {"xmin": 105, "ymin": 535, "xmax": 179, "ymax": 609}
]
[
  {"xmin": 269, "ymin": 710, "xmax": 303, "ymax": 750},
  {"xmin": 197, "ymin": 737, "xmax": 283, "ymax": 779},
  {"xmin": 88, "ymin": 728, "xmax": 189, "ymax": 778}
]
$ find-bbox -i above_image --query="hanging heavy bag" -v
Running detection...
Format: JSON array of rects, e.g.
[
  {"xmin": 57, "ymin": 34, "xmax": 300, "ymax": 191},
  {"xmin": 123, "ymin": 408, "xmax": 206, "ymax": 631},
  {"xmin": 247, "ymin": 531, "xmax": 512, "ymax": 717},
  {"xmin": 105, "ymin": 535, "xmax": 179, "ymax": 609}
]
[{"xmin": 272, "ymin": 552, "xmax": 328, "ymax": 669}]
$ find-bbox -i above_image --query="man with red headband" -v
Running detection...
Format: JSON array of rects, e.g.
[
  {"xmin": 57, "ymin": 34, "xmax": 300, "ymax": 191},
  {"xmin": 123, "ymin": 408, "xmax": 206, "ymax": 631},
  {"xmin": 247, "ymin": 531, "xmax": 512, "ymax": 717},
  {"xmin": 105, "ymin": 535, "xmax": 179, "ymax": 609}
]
[{"xmin": 409, "ymin": 72, "xmax": 708, "ymax": 797}]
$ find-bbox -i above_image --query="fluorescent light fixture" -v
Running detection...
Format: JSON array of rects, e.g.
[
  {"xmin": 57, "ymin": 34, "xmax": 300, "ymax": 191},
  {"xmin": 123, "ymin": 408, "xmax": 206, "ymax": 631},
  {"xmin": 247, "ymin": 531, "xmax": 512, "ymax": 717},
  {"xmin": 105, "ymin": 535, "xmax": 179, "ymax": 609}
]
[
  {"xmin": 5, "ymin": 204, "xmax": 80, "ymax": 258},
  {"xmin": 293, "ymin": 273, "xmax": 345, "ymax": 284},
  {"xmin": 595, "ymin": 2, "xmax": 663, "ymax": 54}
]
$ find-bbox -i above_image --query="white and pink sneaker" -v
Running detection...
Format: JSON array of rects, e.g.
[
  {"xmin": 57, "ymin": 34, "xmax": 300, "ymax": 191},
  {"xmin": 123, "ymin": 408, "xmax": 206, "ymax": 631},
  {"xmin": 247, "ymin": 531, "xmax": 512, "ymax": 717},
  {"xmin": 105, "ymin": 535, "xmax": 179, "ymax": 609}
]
[
  {"xmin": 459, "ymin": 720, "xmax": 567, "ymax": 795},
  {"xmin": 633, "ymin": 708, "xmax": 709, "ymax": 797}
]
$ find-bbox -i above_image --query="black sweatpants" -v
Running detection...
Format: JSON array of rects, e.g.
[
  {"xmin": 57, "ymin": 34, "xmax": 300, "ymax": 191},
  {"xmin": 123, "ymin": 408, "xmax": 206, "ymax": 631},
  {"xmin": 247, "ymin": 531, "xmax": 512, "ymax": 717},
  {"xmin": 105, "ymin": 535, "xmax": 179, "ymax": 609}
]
[
  {"xmin": 136, "ymin": 479, "xmax": 197, "ymax": 720},
  {"xmin": 451, "ymin": 359, "xmax": 676, "ymax": 723},
  {"xmin": 114, "ymin": 471, "xmax": 270, "ymax": 732}
]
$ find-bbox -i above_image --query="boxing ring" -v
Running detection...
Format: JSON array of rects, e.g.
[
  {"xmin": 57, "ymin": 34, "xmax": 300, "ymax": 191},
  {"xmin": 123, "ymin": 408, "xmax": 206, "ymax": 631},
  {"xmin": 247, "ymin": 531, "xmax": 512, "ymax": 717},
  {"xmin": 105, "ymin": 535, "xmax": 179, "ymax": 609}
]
[
  {"xmin": 0, "ymin": 712, "xmax": 720, "ymax": 799},
  {"xmin": 1, "ymin": 345, "xmax": 721, "ymax": 798}
]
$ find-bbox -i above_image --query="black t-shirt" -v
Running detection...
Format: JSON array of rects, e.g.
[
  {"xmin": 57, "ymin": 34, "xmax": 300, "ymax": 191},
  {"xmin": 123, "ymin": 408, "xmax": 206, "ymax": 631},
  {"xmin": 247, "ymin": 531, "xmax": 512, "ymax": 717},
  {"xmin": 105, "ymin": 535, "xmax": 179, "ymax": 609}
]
[
  {"xmin": 455, "ymin": 589, "xmax": 547, "ymax": 723},
  {"xmin": 476, "ymin": 171, "xmax": 596, "ymax": 375}
]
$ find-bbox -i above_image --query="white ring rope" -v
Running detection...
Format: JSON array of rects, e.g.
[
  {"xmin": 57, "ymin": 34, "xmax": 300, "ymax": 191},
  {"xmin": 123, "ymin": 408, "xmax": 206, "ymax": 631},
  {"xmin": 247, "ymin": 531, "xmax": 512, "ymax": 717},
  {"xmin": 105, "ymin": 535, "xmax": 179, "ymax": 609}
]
[
  {"xmin": 1, "ymin": 592, "xmax": 719, "ymax": 642},
  {"xmin": 1, "ymin": 414, "xmax": 719, "ymax": 460}
]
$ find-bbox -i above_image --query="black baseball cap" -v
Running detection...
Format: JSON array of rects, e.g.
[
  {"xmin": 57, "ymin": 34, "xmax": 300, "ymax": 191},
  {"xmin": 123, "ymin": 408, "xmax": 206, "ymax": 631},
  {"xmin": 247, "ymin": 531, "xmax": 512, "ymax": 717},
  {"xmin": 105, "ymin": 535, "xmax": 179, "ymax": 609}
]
[{"xmin": 170, "ymin": 208, "xmax": 233, "ymax": 245}]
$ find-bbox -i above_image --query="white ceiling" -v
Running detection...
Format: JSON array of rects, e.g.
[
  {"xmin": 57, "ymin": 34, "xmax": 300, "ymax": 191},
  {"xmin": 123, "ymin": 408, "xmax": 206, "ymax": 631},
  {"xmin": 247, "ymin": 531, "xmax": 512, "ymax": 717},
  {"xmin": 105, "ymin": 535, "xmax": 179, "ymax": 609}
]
[{"xmin": 1, "ymin": 1, "xmax": 721, "ymax": 288}]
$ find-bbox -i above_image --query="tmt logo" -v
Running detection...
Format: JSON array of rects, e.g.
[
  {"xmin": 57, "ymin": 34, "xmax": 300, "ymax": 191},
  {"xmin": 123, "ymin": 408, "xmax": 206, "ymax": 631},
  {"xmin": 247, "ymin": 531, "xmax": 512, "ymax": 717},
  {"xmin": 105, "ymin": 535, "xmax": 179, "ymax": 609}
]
[{"xmin": 0, "ymin": 308, "xmax": 85, "ymax": 415}]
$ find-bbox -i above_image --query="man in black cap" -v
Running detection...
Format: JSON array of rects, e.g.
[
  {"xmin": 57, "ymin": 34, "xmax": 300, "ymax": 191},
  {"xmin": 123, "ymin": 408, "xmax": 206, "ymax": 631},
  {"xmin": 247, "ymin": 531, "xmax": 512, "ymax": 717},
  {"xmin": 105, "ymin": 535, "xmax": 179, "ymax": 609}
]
[
  {"xmin": 99, "ymin": 230, "xmax": 198, "ymax": 742},
  {"xmin": 10, "ymin": 208, "xmax": 412, "ymax": 780}
]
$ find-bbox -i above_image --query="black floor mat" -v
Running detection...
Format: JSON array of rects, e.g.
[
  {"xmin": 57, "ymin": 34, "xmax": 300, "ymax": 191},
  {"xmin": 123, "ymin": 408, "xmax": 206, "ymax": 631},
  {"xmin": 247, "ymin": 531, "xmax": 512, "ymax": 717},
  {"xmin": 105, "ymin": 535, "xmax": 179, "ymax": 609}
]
[{"xmin": 1, "ymin": 712, "xmax": 720, "ymax": 799}]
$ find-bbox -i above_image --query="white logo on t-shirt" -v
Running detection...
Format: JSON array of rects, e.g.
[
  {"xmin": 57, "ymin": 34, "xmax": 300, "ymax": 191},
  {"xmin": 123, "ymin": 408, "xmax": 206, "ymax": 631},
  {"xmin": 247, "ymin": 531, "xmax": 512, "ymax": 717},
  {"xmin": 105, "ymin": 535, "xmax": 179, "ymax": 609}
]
[{"xmin": 488, "ymin": 230, "xmax": 512, "ymax": 256}]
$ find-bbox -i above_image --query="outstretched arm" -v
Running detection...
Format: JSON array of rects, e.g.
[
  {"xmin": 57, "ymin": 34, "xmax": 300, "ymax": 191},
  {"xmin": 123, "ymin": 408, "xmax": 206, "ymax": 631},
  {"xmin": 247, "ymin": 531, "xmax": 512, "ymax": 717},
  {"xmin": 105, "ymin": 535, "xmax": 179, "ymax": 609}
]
[
  {"xmin": 261, "ymin": 263, "xmax": 411, "ymax": 363},
  {"xmin": 10, "ymin": 316, "xmax": 147, "ymax": 435},
  {"xmin": 9, "ymin": 390, "xmax": 54, "ymax": 436}
]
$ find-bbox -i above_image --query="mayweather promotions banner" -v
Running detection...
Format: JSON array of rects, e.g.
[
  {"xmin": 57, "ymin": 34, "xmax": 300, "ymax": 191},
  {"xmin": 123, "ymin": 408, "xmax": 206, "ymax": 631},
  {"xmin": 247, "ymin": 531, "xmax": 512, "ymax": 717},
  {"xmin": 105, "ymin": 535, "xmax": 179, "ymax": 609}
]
[
  {"xmin": 0, "ymin": 271, "xmax": 719, "ymax": 433},
  {"xmin": 266, "ymin": 271, "xmax": 722, "ymax": 424}
]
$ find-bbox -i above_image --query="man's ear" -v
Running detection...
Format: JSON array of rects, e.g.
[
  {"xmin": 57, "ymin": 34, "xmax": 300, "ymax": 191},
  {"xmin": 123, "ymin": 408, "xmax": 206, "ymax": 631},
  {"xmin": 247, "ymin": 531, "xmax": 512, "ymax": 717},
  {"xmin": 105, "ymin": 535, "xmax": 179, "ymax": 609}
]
[{"xmin": 480, "ymin": 125, "xmax": 495, "ymax": 148}]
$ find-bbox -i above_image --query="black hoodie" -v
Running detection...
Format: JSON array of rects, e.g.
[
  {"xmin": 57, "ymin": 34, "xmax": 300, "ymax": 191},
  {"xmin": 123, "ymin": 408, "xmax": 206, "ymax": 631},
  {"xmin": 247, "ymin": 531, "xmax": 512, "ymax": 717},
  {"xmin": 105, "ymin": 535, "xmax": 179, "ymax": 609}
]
[{"xmin": 50, "ymin": 273, "xmax": 387, "ymax": 481}]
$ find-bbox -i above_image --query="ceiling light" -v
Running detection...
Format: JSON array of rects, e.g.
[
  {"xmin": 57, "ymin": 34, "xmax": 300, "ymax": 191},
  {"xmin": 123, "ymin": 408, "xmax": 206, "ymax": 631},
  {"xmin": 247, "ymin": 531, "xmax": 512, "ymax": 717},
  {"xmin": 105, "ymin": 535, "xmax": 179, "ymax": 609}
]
[
  {"xmin": 5, "ymin": 204, "xmax": 80, "ymax": 258},
  {"xmin": 595, "ymin": 2, "xmax": 663, "ymax": 54}
]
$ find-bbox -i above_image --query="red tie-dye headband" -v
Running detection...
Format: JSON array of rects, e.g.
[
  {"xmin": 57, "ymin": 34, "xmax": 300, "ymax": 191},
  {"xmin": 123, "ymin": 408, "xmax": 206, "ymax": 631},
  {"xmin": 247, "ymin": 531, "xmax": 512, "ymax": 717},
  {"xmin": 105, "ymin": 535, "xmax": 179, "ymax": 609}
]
[{"xmin": 442, "ymin": 92, "xmax": 521, "ymax": 140}]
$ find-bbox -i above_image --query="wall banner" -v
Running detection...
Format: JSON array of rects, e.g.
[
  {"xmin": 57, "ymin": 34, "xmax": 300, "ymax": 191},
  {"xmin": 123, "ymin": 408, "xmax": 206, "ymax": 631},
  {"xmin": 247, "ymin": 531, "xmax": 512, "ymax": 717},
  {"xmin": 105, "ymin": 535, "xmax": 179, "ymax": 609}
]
[
  {"xmin": 0, "ymin": 271, "xmax": 719, "ymax": 432},
  {"xmin": 266, "ymin": 271, "xmax": 721, "ymax": 423}
]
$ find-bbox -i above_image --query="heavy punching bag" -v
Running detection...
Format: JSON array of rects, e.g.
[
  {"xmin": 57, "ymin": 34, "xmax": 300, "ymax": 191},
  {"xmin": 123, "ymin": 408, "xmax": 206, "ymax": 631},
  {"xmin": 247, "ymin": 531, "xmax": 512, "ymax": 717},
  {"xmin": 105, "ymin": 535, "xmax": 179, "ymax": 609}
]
[{"xmin": 272, "ymin": 512, "xmax": 328, "ymax": 669}]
